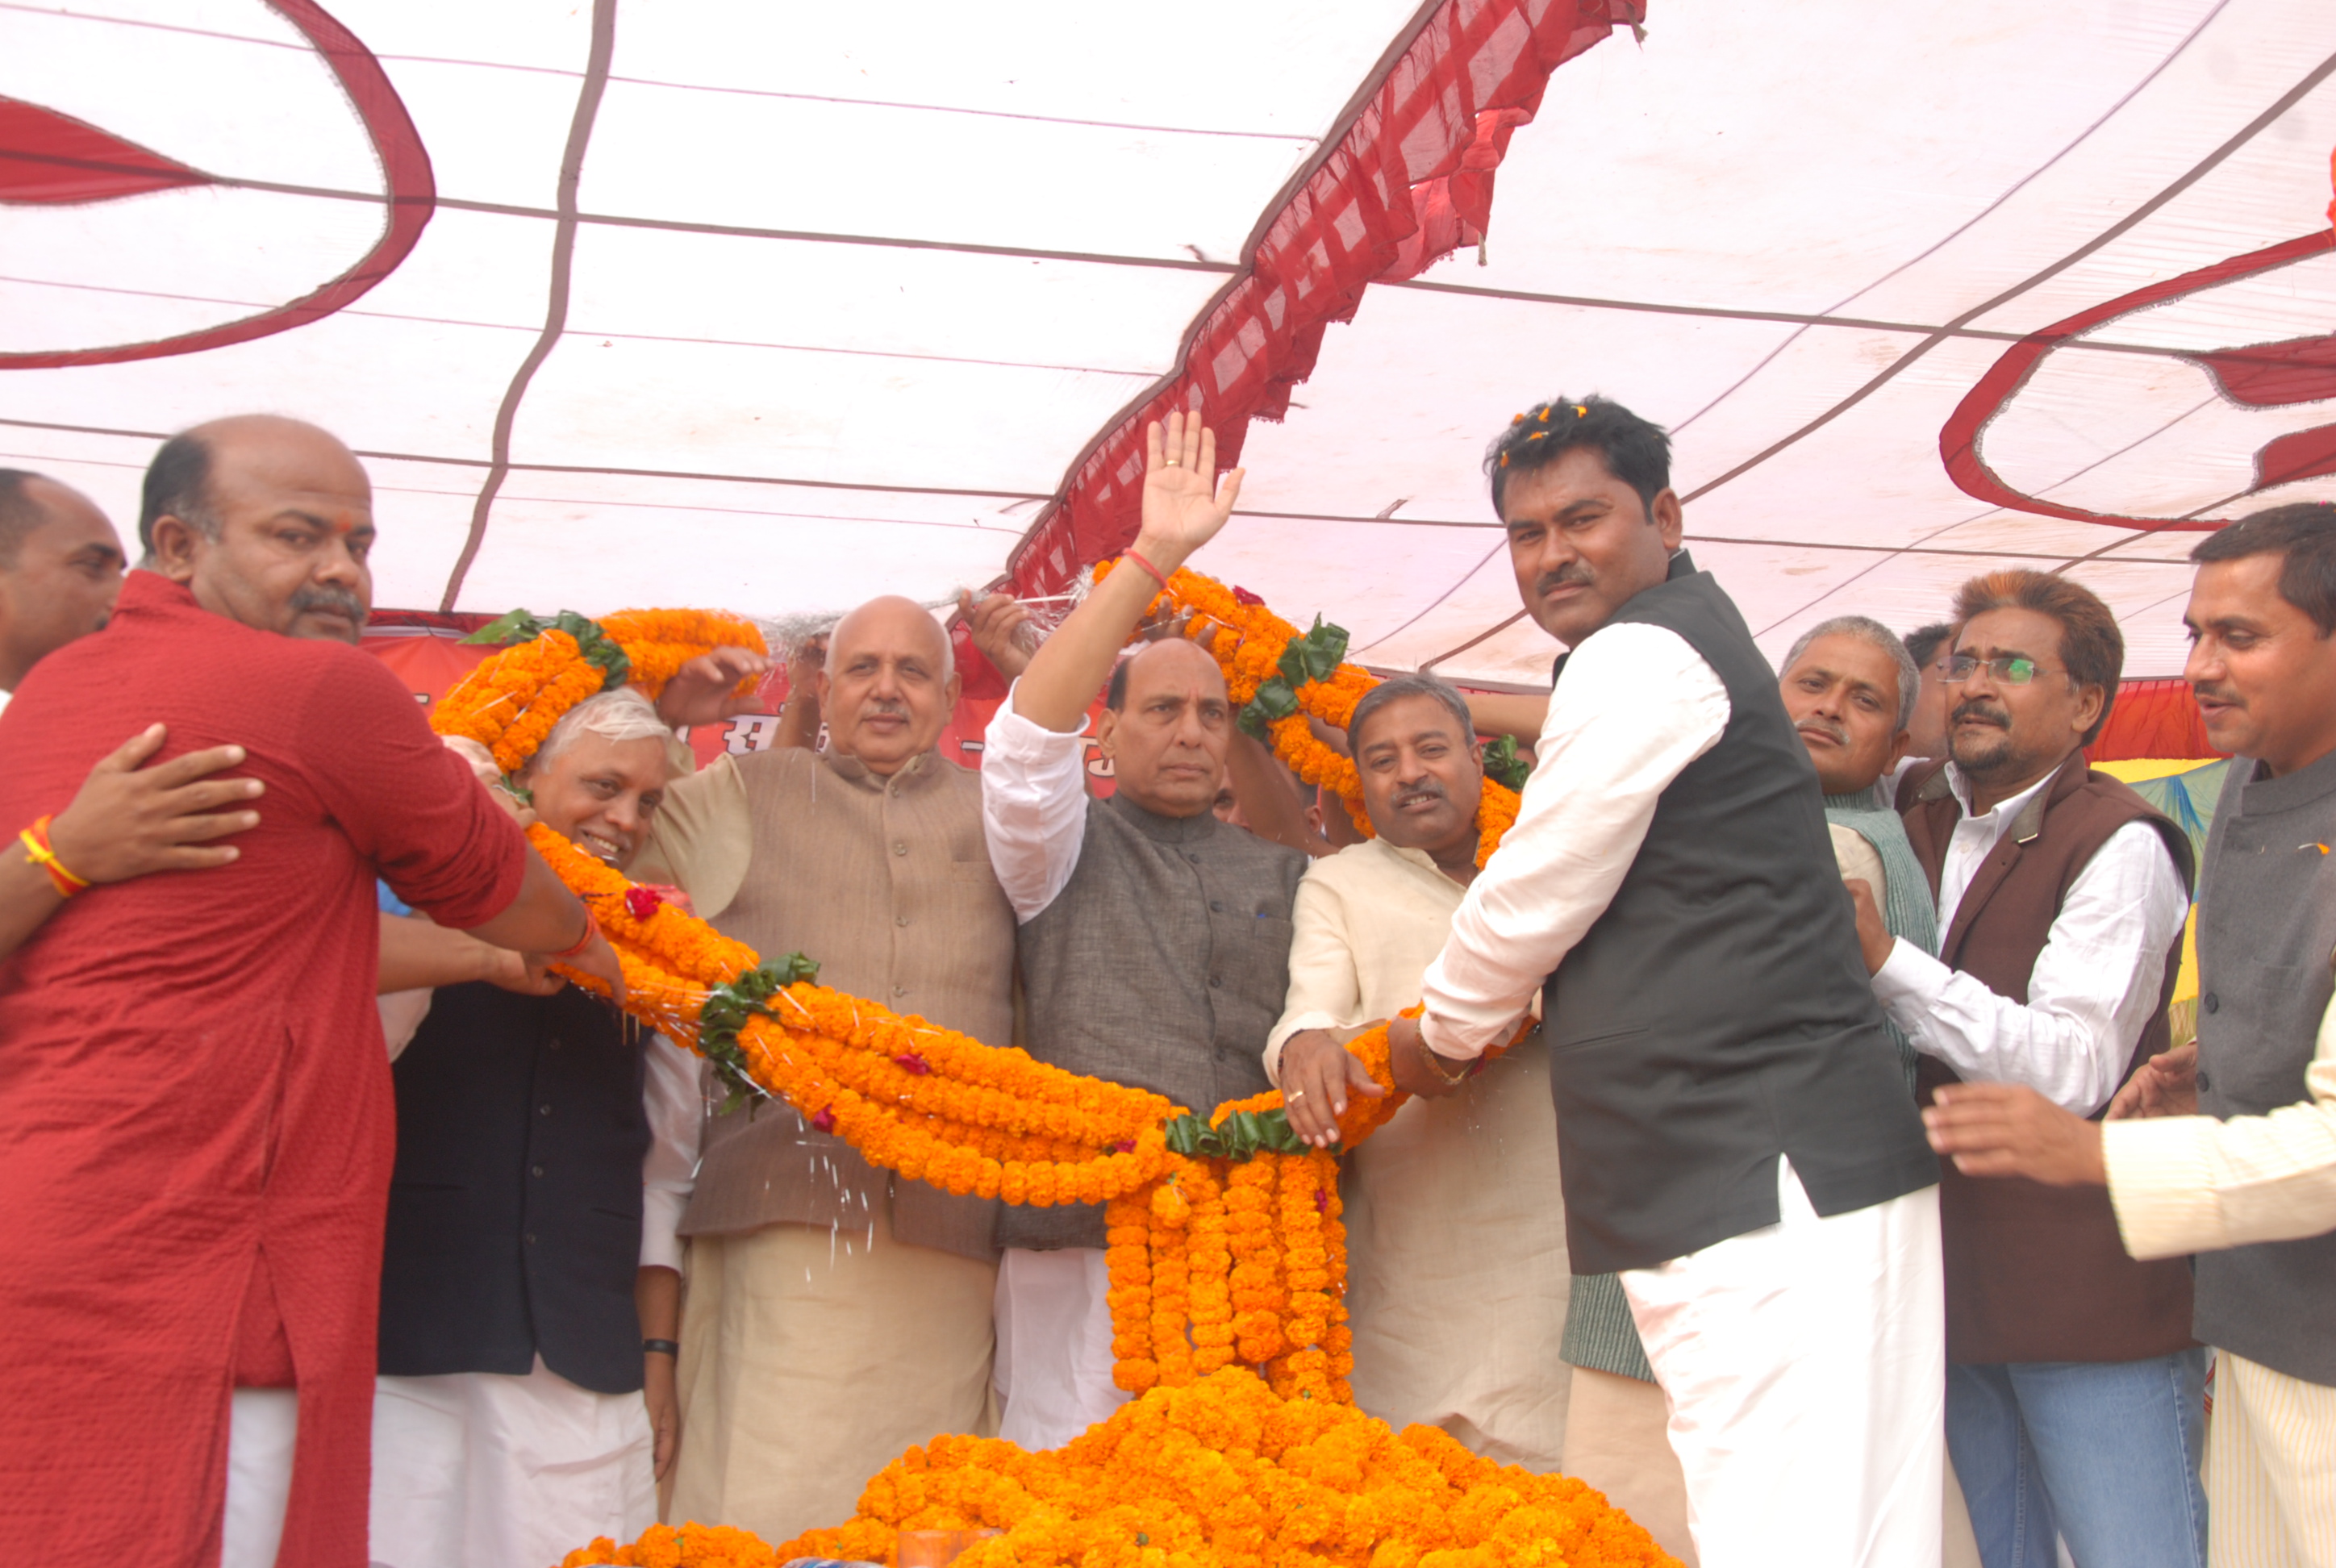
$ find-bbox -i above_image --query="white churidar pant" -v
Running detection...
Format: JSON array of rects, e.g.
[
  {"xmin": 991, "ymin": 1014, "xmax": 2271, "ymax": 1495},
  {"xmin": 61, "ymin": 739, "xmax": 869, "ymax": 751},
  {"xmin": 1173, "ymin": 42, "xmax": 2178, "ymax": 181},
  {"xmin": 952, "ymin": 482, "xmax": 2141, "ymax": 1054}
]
[
  {"xmin": 1622, "ymin": 1159, "xmax": 1946, "ymax": 1568},
  {"xmin": 2206, "ymin": 1349, "xmax": 2336, "ymax": 1568},
  {"xmin": 223, "ymin": 1387, "xmax": 298, "ymax": 1568},
  {"xmin": 366, "ymin": 1355, "xmax": 653, "ymax": 1568},
  {"xmin": 993, "ymin": 1246, "xmax": 1130, "ymax": 1451}
]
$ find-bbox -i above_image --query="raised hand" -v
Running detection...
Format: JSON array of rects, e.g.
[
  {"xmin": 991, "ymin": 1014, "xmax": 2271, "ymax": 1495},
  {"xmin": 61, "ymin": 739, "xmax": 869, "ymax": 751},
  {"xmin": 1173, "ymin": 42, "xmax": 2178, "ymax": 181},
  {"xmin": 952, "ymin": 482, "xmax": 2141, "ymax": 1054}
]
[
  {"xmin": 654, "ymin": 646, "xmax": 774, "ymax": 728},
  {"xmin": 959, "ymin": 590, "xmax": 1035, "ymax": 680},
  {"xmin": 1133, "ymin": 411, "xmax": 1244, "ymax": 570}
]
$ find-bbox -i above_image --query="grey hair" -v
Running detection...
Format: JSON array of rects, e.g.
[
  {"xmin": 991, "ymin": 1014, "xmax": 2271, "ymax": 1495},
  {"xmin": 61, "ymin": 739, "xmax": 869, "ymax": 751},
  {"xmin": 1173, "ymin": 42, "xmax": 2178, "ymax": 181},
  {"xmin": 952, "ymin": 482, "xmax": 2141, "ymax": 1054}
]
[
  {"xmin": 532, "ymin": 686, "xmax": 673, "ymax": 769},
  {"xmin": 1781, "ymin": 615, "xmax": 1921, "ymax": 732},
  {"xmin": 1347, "ymin": 671, "xmax": 1476, "ymax": 750}
]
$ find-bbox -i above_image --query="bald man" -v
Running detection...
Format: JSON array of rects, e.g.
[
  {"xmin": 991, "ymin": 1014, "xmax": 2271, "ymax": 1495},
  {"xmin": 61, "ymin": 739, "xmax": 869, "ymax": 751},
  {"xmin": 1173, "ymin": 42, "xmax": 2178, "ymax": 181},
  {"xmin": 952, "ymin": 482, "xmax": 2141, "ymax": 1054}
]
[
  {"xmin": 638, "ymin": 594, "xmax": 1015, "ymax": 1542},
  {"xmin": 979, "ymin": 414, "xmax": 1306, "ymax": 1449},
  {"xmin": 0, "ymin": 416, "xmax": 611, "ymax": 1568}
]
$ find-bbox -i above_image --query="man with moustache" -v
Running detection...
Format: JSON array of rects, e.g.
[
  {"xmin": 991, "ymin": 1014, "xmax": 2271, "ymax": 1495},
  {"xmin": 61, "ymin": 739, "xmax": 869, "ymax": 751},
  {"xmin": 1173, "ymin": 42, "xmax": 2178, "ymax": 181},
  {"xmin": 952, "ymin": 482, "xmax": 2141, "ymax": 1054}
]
[
  {"xmin": 1854, "ymin": 570, "xmax": 2197, "ymax": 1568},
  {"xmin": 1925, "ymin": 503, "xmax": 2336, "ymax": 1564},
  {"xmin": 1266, "ymin": 673, "xmax": 1578, "ymax": 1490},
  {"xmin": 1779, "ymin": 614, "xmax": 1942, "ymax": 1086},
  {"xmin": 981, "ymin": 412, "xmax": 1306, "ymax": 1450},
  {"xmin": 370, "ymin": 686, "xmax": 699, "ymax": 1568},
  {"xmin": 0, "ymin": 416, "xmax": 620, "ymax": 1568},
  {"xmin": 1395, "ymin": 396, "xmax": 1942, "ymax": 1566},
  {"xmin": 633, "ymin": 594, "xmax": 1016, "ymax": 1544}
]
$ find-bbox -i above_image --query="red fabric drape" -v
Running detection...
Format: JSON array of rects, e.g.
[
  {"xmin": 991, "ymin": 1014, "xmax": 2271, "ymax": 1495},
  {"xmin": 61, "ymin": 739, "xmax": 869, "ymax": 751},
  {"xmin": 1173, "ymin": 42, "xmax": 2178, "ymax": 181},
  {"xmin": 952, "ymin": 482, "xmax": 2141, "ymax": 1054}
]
[
  {"xmin": 2087, "ymin": 678, "xmax": 2224, "ymax": 764},
  {"xmin": 1006, "ymin": 0, "xmax": 1646, "ymax": 597}
]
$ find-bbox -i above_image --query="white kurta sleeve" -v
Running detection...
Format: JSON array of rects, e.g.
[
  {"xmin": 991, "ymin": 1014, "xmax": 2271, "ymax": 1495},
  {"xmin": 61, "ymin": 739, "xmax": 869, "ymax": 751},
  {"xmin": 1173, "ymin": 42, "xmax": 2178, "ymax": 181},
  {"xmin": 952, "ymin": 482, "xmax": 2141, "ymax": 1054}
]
[
  {"xmin": 1419, "ymin": 622, "xmax": 1730, "ymax": 1060},
  {"xmin": 1265, "ymin": 867, "xmax": 1364, "ymax": 1086},
  {"xmin": 980, "ymin": 681, "xmax": 1094, "ymax": 922},
  {"xmin": 639, "ymin": 1033, "xmax": 703, "ymax": 1273},
  {"xmin": 1871, "ymin": 821, "xmax": 2190, "ymax": 1115},
  {"xmin": 2105, "ymin": 993, "xmax": 2336, "ymax": 1260}
]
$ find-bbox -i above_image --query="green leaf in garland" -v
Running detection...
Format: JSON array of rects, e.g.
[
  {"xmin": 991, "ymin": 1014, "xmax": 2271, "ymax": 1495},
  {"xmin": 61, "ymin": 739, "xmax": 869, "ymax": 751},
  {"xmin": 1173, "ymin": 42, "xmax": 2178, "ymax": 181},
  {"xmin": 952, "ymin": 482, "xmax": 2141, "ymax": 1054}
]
[
  {"xmin": 1482, "ymin": 733, "xmax": 1532, "ymax": 793},
  {"xmin": 1165, "ymin": 1104, "xmax": 1322, "ymax": 1160},
  {"xmin": 463, "ymin": 607, "xmax": 544, "ymax": 645},
  {"xmin": 697, "ymin": 952, "xmax": 822, "ymax": 1116},
  {"xmin": 549, "ymin": 610, "xmax": 633, "ymax": 691},
  {"xmin": 461, "ymin": 607, "xmax": 633, "ymax": 692},
  {"xmin": 1276, "ymin": 615, "xmax": 1350, "ymax": 689},
  {"xmin": 1237, "ymin": 675, "xmax": 1300, "ymax": 739}
]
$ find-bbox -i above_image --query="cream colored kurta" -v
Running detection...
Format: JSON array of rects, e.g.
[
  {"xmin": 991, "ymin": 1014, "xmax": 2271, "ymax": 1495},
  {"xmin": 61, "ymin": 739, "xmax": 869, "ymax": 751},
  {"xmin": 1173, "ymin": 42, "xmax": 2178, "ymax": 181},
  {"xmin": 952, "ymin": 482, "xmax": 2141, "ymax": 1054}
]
[
  {"xmin": 2105, "ymin": 992, "xmax": 2336, "ymax": 1568},
  {"xmin": 2105, "ymin": 991, "xmax": 2336, "ymax": 1262},
  {"xmin": 632, "ymin": 744, "xmax": 1012, "ymax": 1545},
  {"xmin": 1266, "ymin": 836, "xmax": 1571, "ymax": 1470}
]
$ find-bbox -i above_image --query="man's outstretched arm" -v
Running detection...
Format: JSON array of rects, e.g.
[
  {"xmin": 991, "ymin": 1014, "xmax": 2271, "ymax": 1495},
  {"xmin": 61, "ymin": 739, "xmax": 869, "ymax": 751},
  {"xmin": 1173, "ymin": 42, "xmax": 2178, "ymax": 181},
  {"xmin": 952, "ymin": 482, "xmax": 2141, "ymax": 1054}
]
[
  {"xmin": 1926, "ymin": 993, "xmax": 2336, "ymax": 1260},
  {"xmin": 2, "ymin": 724, "xmax": 261, "ymax": 962},
  {"xmin": 1397, "ymin": 623, "xmax": 1729, "ymax": 1094}
]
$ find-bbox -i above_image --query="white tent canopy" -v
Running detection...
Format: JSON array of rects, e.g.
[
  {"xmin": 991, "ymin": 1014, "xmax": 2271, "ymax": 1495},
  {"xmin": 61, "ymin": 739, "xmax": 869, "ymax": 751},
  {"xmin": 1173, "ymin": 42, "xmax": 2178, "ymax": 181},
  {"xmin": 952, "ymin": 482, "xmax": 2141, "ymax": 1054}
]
[{"xmin": 6, "ymin": 0, "xmax": 2333, "ymax": 682}]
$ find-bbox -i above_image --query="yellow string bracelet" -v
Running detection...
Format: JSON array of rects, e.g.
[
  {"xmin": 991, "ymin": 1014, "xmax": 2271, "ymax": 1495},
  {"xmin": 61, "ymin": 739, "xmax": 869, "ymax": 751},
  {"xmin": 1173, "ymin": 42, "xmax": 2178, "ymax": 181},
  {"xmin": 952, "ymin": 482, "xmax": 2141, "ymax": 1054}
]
[{"xmin": 19, "ymin": 815, "xmax": 91, "ymax": 899}]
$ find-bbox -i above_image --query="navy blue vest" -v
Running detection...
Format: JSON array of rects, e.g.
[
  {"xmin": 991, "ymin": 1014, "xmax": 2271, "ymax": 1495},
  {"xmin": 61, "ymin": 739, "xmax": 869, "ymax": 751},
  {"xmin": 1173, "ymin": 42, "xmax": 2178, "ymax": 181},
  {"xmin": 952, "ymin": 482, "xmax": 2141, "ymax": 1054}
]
[
  {"xmin": 1543, "ymin": 553, "xmax": 1938, "ymax": 1274},
  {"xmin": 378, "ymin": 982, "xmax": 650, "ymax": 1395}
]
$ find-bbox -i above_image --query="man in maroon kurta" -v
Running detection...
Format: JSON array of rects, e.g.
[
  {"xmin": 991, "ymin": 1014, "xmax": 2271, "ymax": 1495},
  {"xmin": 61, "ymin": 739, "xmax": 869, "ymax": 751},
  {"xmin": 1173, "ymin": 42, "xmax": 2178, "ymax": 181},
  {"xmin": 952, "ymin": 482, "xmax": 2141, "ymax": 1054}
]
[{"xmin": 0, "ymin": 417, "xmax": 607, "ymax": 1567}]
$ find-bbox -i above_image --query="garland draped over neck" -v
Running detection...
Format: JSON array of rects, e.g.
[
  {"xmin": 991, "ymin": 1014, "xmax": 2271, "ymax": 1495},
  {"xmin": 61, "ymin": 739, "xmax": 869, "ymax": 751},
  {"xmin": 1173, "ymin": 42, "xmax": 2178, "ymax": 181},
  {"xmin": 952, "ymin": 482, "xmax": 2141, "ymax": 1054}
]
[{"xmin": 429, "ymin": 588, "xmax": 1671, "ymax": 1568}]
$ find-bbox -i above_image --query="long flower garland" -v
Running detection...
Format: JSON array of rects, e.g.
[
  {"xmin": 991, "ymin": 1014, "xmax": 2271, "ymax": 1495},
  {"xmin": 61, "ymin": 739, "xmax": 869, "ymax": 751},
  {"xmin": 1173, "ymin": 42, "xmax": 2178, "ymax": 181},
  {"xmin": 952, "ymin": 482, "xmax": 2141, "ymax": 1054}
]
[{"xmin": 448, "ymin": 602, "xmax": 1659, "ymax": 1568}]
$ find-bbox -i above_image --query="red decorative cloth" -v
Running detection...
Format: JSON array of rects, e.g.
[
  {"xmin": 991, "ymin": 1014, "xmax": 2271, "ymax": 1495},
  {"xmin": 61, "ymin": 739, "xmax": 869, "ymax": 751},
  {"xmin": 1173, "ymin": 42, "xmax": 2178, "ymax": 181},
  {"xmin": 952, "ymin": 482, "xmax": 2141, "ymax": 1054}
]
[{"xmin": 0, "ymin": 573, "xmax": 529, "ymax": 1567}]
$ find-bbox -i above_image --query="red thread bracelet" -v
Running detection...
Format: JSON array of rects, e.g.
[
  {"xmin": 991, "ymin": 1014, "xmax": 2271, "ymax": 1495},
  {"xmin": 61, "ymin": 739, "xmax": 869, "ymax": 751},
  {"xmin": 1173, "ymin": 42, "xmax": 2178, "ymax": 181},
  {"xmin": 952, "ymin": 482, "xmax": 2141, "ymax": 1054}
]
[
  {"xmin": 549, "ymin": 906, "xmax": 599, "ymax": 961},
  {"xmin": 1123, "ymin": 549, "xmax": 1170, "ymax": 590}
]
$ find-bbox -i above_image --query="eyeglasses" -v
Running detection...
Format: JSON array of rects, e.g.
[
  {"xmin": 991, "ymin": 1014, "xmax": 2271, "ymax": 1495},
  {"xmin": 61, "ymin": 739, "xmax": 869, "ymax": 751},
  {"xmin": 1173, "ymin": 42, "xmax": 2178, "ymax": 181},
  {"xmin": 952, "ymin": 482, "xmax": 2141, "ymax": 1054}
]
[{"xmin": 1942, "ymin": 653, "xmax": 2054, "ymax": 686}]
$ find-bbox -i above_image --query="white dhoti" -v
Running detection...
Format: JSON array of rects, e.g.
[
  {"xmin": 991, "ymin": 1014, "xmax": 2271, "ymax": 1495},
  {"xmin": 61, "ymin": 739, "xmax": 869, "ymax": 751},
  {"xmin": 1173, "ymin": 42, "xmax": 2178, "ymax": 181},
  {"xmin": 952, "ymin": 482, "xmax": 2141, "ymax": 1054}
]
[
  {"xmin": 670, "ymin": 1209, "xmax": 998, "ymax": 1546},
  {"xmin": 367, "ymin": 1357, "xmax": 653, "ymax": 1568},
  {"xmin": 223, "ymin": 1388, "xmax": 298, "ymax": 1568},
  {"xmin": 1622, "ymin": 1160, "xmax": 1946, "ymax": 1568},
  {"xmin": 993, "ymin": 1246, "xmax": 1130, "ymax": 1451}
]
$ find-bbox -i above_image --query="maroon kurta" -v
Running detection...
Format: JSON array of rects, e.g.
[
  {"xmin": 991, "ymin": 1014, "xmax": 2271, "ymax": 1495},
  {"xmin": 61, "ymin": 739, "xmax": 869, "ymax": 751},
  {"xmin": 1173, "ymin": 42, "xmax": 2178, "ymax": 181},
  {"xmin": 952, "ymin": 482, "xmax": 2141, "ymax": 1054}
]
[{"xmin": 0, "ymin": 573, "xmax": 528, "ymax": 1566}]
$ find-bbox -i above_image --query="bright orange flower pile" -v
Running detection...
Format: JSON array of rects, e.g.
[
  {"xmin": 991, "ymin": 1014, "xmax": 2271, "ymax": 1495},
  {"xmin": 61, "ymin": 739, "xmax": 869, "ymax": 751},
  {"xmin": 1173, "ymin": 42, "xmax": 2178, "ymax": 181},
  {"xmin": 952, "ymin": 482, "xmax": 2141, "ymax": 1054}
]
[
  {"xmin": 445, "ymin": 603, "xmax": 1658, "ymax": 1568},
  {"xmin": 562, "ymin": 1371, "xmax": 1678, "ymax": 1568},
  {"xmin": 1095, "ymin": 561, "xmax": 1525, "ymax": 867}
]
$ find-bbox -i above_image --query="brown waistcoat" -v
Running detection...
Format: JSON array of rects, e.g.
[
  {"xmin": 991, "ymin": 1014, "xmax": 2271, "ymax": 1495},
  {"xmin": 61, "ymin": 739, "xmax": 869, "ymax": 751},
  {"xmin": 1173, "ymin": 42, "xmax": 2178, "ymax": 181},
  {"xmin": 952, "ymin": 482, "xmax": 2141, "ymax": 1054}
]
[
  {"xmin": 1903, "ymin": 753, "xmax": 2196, "ymax": 1364},
  {"xmin": 680, "ymin": 747, "xmax": 1011, "ymax": 1261}
]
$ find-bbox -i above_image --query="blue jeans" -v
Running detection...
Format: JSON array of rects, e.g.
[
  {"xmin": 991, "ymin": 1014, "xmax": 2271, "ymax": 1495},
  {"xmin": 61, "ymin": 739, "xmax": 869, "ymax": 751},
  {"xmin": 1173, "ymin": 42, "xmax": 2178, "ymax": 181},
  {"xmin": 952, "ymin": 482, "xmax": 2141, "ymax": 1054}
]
[{"xmin": 1946, "ymin": 1350, "xmax": 2208, "ymax": 1568}]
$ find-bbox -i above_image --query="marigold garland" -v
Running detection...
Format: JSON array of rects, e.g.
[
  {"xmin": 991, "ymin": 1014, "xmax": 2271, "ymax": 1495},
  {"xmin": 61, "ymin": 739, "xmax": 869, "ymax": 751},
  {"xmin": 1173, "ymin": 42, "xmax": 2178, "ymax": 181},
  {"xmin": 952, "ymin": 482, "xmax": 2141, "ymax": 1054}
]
[{"xmin": 448, "ymin": 600, "xmax": 1658, "ymax": 1568}]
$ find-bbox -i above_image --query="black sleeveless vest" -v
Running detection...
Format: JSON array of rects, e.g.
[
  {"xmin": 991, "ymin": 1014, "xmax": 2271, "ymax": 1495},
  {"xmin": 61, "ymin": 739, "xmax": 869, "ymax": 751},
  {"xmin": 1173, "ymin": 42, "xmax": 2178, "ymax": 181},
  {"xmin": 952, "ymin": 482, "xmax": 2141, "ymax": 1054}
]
[
  {"xmin": 2192, "ymin": 748, "xmax": 2336, "ymax": 1385},
  {"xmin": 378, "ymin": 982, "xmax": 651, "ymax": 1395},
  {"xmin": 1543, "ymin": 553, "xmax": 1938, "ymax": 1274}
]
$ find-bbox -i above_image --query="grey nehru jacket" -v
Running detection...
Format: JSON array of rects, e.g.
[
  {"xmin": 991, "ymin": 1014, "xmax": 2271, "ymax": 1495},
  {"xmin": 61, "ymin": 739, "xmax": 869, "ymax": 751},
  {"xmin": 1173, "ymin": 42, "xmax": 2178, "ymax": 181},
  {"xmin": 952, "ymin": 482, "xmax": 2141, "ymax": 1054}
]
[
  {"xmin": 2192, "ymin": 747, "xmax": 2336, "ymax": 1385},
  {"xmin": 1008, "ymin": 792, "xmax": 1307, "ymax": 1251},
  {"xmin": 632, "ymin": 744, "xmax": 1012, "ymax": 1262}
]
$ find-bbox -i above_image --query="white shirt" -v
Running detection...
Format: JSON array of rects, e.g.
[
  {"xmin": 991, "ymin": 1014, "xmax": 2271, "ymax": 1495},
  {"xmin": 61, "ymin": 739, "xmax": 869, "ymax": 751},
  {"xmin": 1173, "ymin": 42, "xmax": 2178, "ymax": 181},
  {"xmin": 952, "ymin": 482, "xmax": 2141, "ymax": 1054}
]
[
  {"xmin": 1871, "ymin": 762, "xmax": 2190, "ymax": 1116},
  {"xmin": 638, "ymin": 1034, "xmax": 702, "ymax": 1273},
  {"xmin": 978, "ymin": 682, "xmax": 1096, "ymax": 922},
  {"xmin": 2107, "ymin": 993, "xmax": 2336, "ymax": 1260},
  {"xmin": 1420, "ymin": 622, "xmax": 1732, "ymax": 1059}
]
